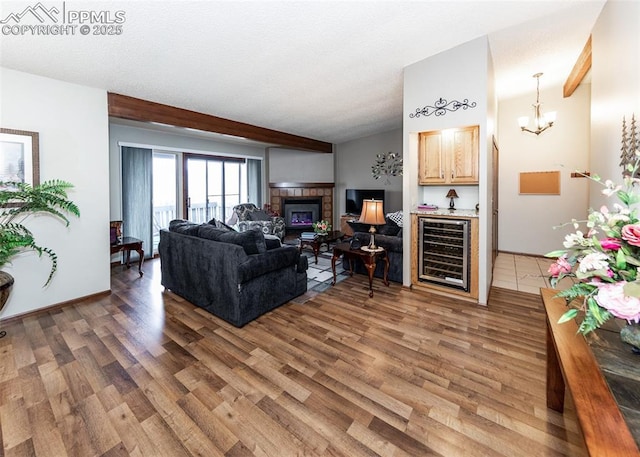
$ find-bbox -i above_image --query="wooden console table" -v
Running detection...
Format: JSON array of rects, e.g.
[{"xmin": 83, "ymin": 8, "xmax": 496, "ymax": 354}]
[
  {"xmin": 111, "ymin": 236, "xmax": 144, "ymax": 276},
  {"xmin": 541, "ymin": 288, "xmax": 640, "ymax": 456}
]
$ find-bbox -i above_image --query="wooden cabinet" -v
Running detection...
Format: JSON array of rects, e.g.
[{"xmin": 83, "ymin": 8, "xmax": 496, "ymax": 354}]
[{"xmin": 418, "ymin": 125, "xmax": 479, "ymax": 185}]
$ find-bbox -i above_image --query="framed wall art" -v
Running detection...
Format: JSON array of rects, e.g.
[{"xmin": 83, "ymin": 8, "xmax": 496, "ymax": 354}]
[{"xmin": 0, "ymin": 128, "xmax": 40, "ymax": 187}]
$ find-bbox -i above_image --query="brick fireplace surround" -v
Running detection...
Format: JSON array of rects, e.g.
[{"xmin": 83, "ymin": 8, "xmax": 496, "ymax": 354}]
[{"xmin": 269, "ymin": 182, "xmax": 334, "ymax": 224}]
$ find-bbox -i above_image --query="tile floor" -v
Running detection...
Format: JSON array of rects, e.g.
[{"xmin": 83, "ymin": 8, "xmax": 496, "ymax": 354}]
[
  {"xmin": 290, "ymin": 237, "xmax": 576, "ymax": 298},
  {"xmin": 493, "ymin": 252, "xmax": 576, "ymax": 294}
]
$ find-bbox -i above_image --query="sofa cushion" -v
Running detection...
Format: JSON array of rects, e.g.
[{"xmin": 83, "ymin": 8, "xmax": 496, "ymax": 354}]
[
  {"xmin": 219, "ymin": 229, "xmax": 267, "ymax": 255},
  {"xmin": 169, "ymin": 219, "xmax": 201, "ymax": 236},
  {"xmin": 347, "ymin": 220, "xmax": 371, "ymax": 233},
  {"xmin": 196, "ymin": 224, "xmax": 267, "ymax": 255},
  {"xmin": 197, "ymin": 224, "xmax": 229, "ymax": 241},
  {"xmin": 349, "ymin": 218, "xmax": 401, "ymax": 237}
]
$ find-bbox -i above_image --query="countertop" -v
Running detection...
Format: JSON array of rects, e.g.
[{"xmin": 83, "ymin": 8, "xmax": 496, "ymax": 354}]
[{"xmin": 411, "ymin": 208, "xmax": 479, "ymax": 218}]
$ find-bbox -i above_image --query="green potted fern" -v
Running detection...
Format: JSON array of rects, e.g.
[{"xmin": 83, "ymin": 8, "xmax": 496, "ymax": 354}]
[{"xmin": 0, "ymin": 180, "xmax": 80, "ymax": 311}]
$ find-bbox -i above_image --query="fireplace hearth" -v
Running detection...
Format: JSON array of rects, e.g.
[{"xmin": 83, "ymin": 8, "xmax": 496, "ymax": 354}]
[{"xmin": 283, "ymin": 198, "xmax": 322, "ymax": 230}]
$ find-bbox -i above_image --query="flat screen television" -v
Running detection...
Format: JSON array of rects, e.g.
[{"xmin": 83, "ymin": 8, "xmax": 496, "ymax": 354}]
[{"xmin": 345, "ymin": 189, "xmax": 385, "ymax": 215}]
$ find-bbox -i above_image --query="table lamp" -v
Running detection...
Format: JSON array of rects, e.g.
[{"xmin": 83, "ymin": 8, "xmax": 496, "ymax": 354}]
[
  {"xmin": 446, "ymin": 189, "xmax": 459, "ymax": 210},
  {"xmin": 358, "ymin": 199, "xmax": 386, "ymax": 251}
]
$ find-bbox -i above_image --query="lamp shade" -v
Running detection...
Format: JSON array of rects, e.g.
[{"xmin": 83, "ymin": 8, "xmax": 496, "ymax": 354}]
[
  {"xmin": 358, "ymin": 199, "xmax": 385, "ymax": 225},
  {"xmin": 446, "ymin": 189, "xmax": 459, "ymax": 199}
]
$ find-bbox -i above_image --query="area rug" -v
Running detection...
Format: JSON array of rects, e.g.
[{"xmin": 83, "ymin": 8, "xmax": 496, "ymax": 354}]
[{"xmin": 289, "ymin": 242, "xmax": 351, "ymax": 303}]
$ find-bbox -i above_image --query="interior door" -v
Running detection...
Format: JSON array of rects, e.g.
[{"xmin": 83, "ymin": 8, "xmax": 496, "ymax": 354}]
[{"xmin": 492, "ymin": 136, "xmax": 499, "ymax": 264}]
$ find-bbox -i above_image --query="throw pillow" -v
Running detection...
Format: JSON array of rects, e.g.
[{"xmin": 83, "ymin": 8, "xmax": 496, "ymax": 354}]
[
  {"xmin": 246, "ymin": 210, "xmax": 271, "ymax": 221},
  {"xmin": 378, "ymin": 218, "xmax": 401, "ymax": 236},
  {"xmin": 207, "ymin": 218, "xmax": 234, "ymax": 231},
  {"xmin": 218, "ymin": 229, "xmax": 267, "ymax": 255},
  {"xmin": 386, "ymin": 211, "xmax": 403, "ymax": 227},
  {"xmin": 169, "ymin": 219, "xmax": 201, "ymax": 236}
]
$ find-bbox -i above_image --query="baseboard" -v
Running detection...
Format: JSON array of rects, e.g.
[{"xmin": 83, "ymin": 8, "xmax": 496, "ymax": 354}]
[{"xmin": 0, "ymin": 289, "xmax": 111, "ymax": 325}]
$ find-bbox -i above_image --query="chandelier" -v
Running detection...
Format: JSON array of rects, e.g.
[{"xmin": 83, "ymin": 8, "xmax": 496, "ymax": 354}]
[{"xmin": 518, "ymin": 72, "xmax": 556, "ymax": 136}]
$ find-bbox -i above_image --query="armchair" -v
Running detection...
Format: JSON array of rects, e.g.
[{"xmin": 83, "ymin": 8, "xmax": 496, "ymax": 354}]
[{"xmin": 231, "ymin": 203, "xmax": 286, "ymax": 240}]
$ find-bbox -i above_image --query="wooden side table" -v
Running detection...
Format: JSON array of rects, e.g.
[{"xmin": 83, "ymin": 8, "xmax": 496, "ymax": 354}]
[
  {"xmin": 331, "ymin": 242, "xmax": 389, "ymax": 297},
  {"xmin": 111, "ymin": 236, "xmax": 144, "ymax": 276}
]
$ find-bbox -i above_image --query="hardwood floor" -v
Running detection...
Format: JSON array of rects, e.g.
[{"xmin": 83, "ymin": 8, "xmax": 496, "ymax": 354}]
[{"xmin": 0, "ymin": 259, "xmax": 587, "ymax": 456}]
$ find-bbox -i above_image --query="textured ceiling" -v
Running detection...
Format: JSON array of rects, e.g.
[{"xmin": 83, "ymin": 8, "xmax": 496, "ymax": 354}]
[{"xmin": 0, "ymin": 1, "xmax": 606, "ymax": 144}]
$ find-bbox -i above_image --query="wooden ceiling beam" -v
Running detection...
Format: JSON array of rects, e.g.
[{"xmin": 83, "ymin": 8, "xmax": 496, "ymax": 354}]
[
  {"xmin": 563, "ymin": 35, "xmax": 592, "ymax": 98},
  {"xmin": 107, "ymin": 93, "xmax": 333, "ymax": 153}
]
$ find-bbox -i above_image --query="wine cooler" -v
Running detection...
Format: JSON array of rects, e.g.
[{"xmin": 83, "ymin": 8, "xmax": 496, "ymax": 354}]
[{"xmin": 418, "ymin": 217, "xmax": 470, "ymax": 292}]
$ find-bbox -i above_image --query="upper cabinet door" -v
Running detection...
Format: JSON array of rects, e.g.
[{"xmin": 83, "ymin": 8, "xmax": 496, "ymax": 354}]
[
  {"xmin": 418, "ymin": 130, "xmax": 446, "ymax": 184},
  {"xmin": 450, "ymin": 125, "xmax": 479, "ymax": 184},
  {"xmin": 418, "ymin": 125, "xmax": 479, "ymax": 186}
]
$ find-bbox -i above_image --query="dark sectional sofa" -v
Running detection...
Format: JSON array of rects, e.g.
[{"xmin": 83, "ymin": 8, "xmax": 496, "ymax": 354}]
[
  {"xmin": 345, "ymin": 217, "xmax": 403, "ymax": 283},
  {"xmin": 159, "ymin": 219, "xmax": 308, "ymax": 327}
]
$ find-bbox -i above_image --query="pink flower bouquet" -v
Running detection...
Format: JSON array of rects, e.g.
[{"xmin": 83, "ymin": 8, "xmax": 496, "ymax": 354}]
[{"xmin": 546, "ymin": 152, "xmax": 640, "ymax": 334}]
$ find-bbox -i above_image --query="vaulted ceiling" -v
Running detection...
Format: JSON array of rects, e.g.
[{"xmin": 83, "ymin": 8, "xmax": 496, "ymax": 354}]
[{"xmin": 0, "ymin": 1, "xmax": 606, "ymax": 144}]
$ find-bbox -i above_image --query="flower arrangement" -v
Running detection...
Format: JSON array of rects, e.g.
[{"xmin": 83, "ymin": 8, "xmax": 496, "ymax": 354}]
[
  {"xmin": 547, "ymin": 115, "xmax": 640, "ymax": 334},
  {"xmin": 312, "ymin": 220, "xmax": 331, "ymax": 234}
]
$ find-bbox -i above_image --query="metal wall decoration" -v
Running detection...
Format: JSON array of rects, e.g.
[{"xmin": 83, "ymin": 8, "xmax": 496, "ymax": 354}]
[
  {"xmin": 620, "ymin": 114, "xmax": 639, "ymax": 178},
  {"xmin": 371, "ymin": 151, "xmax": 402, "ymax": 185},
  {"xmin": 409, "ymin": 97, "xmax": 477, "ymax": 118}
]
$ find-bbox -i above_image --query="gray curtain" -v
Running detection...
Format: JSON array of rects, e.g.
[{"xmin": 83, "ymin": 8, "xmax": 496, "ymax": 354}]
[
  {"xmin": 247, "ymin": 158, "xmax": 262, "ymax": 206},
  {"xmin": 122, "ymin": 146, "xmax": 153, "ymax": 259}
]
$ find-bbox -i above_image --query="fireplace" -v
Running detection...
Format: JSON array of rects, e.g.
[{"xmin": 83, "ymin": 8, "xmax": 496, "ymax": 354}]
[
  {"xmin": 269, "ymin": 183, "xmax": 334, "ymax": 234},
  {"xmin": 283, "ymin": 198, "xmax": 322, "ymax": 230}
]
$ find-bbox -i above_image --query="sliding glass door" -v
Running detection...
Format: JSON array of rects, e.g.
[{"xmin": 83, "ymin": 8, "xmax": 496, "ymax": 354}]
[
  {"xmin": 185, "ymin": 155, "xmax": 249, "ymax": 224},
  {"xmin": 152, "ymin": 152, "xmax": 178, "ymax": 252}
]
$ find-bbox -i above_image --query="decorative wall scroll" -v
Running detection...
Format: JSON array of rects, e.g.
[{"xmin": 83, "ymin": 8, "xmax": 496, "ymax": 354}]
[{"xmin": 409, "ymin": 98, "xmax": 477, "ymax": 118}]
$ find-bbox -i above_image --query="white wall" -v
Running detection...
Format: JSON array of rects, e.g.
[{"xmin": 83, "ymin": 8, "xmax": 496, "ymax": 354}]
[
  {"xmin": 498, "ymin": 82, "xmax": 591, "ymax": 255},
  {"xmin": 335, "ymin": 128, "xmax": 403, "ymax": 222},
  {"xmin": 590, "ymin": 0, "xmax": 640, "ymax": 211},
  {"xmin": 0, "ymin": 68, "xmax": 110, "ymax": 318},
  {"xmin": 403, "ymin": 37, "xmax": 491, "ymax": 303},
  {"xmin": 268, "ymin": 148, "xmax": 334, "ymax": 183}
]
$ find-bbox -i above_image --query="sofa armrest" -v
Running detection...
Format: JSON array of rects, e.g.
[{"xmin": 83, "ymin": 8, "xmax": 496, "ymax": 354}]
[
  {"xmin": 297, "ymin": 254, "xmax": 308, "ymax": 273},
  {"xmin": 237, "ymin": 246, "xmax": 302, "ymax": 283}
]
